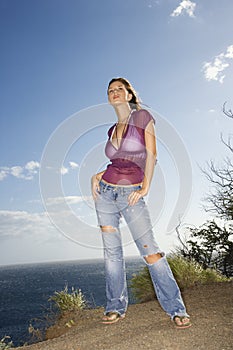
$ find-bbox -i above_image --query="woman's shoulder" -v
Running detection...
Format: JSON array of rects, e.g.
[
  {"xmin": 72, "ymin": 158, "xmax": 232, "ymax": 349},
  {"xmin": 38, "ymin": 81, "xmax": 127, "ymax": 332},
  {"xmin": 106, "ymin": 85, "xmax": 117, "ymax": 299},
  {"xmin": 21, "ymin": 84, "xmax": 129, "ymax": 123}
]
[{"xmin": 132, "ymin": 108, "xmax": 155, "ymax": 129}]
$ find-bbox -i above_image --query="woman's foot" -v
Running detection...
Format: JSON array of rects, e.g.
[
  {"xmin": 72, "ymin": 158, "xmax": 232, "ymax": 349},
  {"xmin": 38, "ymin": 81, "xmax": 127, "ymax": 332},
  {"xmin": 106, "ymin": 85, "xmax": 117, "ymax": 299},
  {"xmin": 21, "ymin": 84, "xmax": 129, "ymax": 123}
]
[
  {"xmin": 101, "ymin": 312, "xmax": 126, "ymax": 324},
  {"xmin": 173, "ymin": 316, "xmax": 192, "ymax": 329}
]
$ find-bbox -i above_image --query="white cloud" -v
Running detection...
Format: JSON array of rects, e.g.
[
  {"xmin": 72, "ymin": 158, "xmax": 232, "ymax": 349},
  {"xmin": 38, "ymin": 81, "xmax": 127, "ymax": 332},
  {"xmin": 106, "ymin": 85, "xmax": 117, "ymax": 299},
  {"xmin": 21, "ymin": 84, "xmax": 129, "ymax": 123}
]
[
  {"xmin": 69, "ymin": 161, "xmax": 79, "ymax": 169},
  {"xmin": 60, "ymin": 166, "xmax": 69, "ymax": 175},
  {"xmin": 225, "ymin": 45, "xmax": 233, "ymax": 59},
  {"xmin": 0, "ymin": 170, "xmax": 8, "ymax": 181},
  {"xmin": 0, "ymin": 210, "xmax": 55, "ymax": 240},
  {"xmin": 11, "ymin": 166, "xmax": 24, "ymax": 178},
  {"xmin": 146, "ymin": 0, "xmax": 160, "ymax": 8},
  {"xmin": 0, "ymin": 205, "xmax": 97, "ymax": 248},
  {"xmin": 0, "ymin": 160, "xmax": 79, "ymax": 181},
  {"xmin": 0, "ymin": 160, "xmax": 40, "ymax": 181},
  {"xmin": 46, "ymin": 195, "xmax": 91, "ymax": 206},
  {"xmin": 170, "ymin": 0, "xmax": 196, "ymax": 18},
  {"xmin": 25, "ymin": 161, "xmax": 40, "ymax": 171},
  {"xmin": 60, "ymin": 161, "xmax": 79, "ymax": 175},
  {"xmin": 203, "ymin": 45, "xmax": 233, "ymax": 83}
]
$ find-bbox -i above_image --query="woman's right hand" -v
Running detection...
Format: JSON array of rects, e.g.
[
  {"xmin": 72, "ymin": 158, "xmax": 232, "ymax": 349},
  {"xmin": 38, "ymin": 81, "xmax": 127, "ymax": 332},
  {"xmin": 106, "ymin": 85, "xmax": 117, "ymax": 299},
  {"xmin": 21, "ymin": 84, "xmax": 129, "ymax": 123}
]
[{"xmin": 91, "ymin": 174, "xmax": 100, "ymax": 201}]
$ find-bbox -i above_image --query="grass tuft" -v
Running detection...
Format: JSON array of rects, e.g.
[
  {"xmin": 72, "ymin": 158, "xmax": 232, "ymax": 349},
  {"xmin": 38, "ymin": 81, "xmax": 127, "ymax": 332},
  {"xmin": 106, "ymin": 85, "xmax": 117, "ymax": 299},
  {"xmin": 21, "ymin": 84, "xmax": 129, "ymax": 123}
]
[
  {"xmin": 130, "ymin": 254, "xmax": 230, "ymax": 303},
  {"xmin": 49, "ymin": 285, "xmax": 86, "ymax": 314},
  {"xmin": 0, "ymin": 336, "xmax": 14, "ymax": 349}
]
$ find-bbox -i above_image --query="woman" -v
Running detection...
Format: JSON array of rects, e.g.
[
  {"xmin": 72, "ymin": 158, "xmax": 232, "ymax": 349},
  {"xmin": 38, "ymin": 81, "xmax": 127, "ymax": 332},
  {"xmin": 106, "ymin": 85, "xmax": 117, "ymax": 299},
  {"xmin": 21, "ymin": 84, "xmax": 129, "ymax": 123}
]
[{"xmin": 91, "ymin": 78, "xmax": 191, "ymax": 328}]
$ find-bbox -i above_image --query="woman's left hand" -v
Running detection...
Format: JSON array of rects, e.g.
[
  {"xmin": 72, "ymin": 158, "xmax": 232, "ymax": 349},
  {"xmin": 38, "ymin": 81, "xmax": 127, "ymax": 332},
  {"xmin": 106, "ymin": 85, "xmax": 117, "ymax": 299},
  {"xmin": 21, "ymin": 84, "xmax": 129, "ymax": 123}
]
[{"xmin": 128, "ymin": 188, "xmax": 148, "ymax": 206}]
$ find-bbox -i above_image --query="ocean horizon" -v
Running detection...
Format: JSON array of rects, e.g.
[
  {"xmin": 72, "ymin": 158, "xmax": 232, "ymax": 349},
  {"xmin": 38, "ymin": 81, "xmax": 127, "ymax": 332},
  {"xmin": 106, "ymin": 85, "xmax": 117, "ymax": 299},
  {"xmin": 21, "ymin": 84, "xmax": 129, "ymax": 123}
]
[{"xmin": 0, "ymin": 256, "xmax": 144, "ymax": 347}]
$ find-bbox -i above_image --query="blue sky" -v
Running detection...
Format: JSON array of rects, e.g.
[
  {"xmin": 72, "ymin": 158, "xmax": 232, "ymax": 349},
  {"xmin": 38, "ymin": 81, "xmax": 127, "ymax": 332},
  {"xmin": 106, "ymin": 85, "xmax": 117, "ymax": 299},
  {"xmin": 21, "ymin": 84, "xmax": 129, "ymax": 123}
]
[{"xmin": 0, "ymin": 0, "xmax": 232, "ymax": 265}]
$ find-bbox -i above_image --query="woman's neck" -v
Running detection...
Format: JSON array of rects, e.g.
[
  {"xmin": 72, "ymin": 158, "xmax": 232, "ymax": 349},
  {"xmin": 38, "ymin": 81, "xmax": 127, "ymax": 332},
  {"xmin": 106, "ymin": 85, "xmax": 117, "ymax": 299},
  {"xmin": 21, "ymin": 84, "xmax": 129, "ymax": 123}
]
[{"xmin": 114, "ymin": 103, "xmax": 132, "ymax": 123}]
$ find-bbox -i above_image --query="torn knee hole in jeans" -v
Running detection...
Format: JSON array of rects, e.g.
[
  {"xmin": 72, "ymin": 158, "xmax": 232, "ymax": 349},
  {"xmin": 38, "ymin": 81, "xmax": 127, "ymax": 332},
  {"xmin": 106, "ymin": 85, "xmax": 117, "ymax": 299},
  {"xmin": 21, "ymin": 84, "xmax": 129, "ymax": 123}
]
[
  {"xmin": 143, "ymin": 252, "xmax": 163, "ymax": 264},
  {"xmin": 100, "ymin": 225, "xmax": 117, "ymax": 233}
]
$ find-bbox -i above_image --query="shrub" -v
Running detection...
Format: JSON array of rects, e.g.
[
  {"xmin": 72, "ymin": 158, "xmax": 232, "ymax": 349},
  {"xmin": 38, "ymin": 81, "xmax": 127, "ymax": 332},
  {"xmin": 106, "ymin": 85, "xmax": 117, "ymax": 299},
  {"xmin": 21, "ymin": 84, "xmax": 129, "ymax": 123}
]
[
  {"xmin": 168, "ymin": 255, "xmax": 228, "ymax": 288},
  {"xmin": 0, "ymin": 336, "xmax": 14, "ymax": 349},
  {"xmin": 130, "ymin": 254, "xmax": 229, "ymax": 303},
  {"xmin": 28, "ymin": 324, "xmax": 43, "ymax": 343},
  {"xmin": 200, "ymin": 267, "xmax": 229, "ymax": 283},
  {"xmin": 49, "ymin": 285, "xmax": 86, "ymax": 313},
  {"xmin": 130, "ymin": 267, "xmax": 154, "ymax": 303}
]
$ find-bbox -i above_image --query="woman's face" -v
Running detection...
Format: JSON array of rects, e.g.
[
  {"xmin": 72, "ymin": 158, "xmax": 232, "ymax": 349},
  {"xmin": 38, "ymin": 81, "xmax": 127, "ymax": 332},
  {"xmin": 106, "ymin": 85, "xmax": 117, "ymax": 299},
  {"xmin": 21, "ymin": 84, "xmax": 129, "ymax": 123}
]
[{"xmin": 107, "ymin": 81, "xmax": 132, "ymax": 105}]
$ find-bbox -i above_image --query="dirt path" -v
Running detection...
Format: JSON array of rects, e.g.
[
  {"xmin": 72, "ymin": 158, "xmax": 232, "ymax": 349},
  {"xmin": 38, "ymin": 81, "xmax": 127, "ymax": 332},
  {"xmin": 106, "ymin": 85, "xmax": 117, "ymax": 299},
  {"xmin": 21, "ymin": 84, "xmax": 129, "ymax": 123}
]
[{"xmin": 13, "ymin": 282, "xmax": 233, "ymax": 350}]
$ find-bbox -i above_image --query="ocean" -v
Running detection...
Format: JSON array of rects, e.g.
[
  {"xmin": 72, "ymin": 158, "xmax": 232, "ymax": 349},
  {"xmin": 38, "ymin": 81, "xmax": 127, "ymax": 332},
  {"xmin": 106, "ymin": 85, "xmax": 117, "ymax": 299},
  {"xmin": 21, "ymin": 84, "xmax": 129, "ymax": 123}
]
[{"xmin": 0, "ymin": 257, "xmax": 144, "ymax": 347}]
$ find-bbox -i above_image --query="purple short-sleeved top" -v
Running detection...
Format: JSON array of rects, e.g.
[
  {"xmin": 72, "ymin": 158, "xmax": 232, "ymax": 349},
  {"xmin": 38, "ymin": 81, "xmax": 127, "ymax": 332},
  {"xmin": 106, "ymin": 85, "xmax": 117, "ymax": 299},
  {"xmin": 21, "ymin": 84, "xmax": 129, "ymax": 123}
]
[{"xmin": 102, "ymin": 109, "xmax": 155, "ymax": 185}]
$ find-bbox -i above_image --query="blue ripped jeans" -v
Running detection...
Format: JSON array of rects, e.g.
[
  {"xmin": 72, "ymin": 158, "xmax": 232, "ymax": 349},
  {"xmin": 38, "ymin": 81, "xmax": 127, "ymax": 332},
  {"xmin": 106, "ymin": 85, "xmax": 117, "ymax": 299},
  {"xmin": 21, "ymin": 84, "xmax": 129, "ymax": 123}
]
[{"xmin": 95, "ymin": 180, "xmax": 189, "ymax": 319}]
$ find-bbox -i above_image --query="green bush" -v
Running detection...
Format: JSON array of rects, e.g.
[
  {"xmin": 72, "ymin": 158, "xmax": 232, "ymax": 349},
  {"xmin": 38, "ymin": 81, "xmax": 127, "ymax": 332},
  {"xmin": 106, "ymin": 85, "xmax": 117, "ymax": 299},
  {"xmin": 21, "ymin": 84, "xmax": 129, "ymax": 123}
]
[
  {"xmin": 130, "ymin": 266, "xmax": 154, "ymax": 303},
  {"xmin": 130, "ymin": 255, "xmax": 229, "ymax": 303},
  {"xmin": 49, "ymin": 285, "xmax": 86, "ymax": 313},
  {"xmin": 167, "ymin": 255, "xmax": 228, "ymax": 288},
  {"xmin": 200, "ymin": 267, "xmax": 229, "ymax": 283}
]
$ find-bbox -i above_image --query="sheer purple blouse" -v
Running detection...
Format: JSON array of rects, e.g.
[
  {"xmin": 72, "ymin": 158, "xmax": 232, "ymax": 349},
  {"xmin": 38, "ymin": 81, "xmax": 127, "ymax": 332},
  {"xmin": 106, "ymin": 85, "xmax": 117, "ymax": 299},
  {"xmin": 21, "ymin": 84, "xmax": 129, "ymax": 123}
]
[{"xmin": 102, "ymin": 109, "xmax": 155, "ymax": 185}]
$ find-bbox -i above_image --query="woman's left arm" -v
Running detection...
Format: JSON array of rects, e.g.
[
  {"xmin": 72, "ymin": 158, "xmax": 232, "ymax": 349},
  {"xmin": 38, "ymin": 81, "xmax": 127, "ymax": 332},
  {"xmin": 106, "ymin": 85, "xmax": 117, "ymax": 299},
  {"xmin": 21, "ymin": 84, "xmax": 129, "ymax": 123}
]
[{"xmin": 128, "ymin": 120, "xmax": 157, "ymax": 206}]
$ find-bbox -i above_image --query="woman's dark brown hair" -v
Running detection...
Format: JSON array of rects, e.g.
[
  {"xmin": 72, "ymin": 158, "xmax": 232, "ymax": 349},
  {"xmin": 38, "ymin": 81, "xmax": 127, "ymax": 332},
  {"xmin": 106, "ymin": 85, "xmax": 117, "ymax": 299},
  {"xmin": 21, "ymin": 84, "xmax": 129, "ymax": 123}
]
[{"xmin": 107, "ymin": 77, "xmax": 141, "ymax": 110}]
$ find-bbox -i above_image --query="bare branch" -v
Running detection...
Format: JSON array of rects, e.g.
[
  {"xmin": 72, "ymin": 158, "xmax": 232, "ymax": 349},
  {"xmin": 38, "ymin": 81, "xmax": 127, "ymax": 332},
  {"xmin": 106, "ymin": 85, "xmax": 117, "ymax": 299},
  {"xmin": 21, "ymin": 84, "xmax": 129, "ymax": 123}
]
[
  {"xmin": 223, "ymin": 101, "xmax": 233, "ymax": 119},
  {"xmin": 201, "ymin": 157, "xmax": 233, "ymax": 220},
  {"xmin": 220, "ymin": 132, "xmax": 233, "ymax": 153},
  {"xmin": 175, "ymin": 220, "xmax": 189, "ymax": 255}
]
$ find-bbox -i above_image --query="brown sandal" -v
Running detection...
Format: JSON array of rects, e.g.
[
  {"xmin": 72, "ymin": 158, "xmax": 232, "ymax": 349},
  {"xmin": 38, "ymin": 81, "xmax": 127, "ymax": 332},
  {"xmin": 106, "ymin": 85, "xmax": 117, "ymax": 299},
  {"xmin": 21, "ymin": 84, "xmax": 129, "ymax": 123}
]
[
  {"xmin": 102, "ymin": 312, "xmax": 125, "ymax": 324},
  {"xmin": 173, "ymin": 316, "xmax": 192, "ymax": 329}
]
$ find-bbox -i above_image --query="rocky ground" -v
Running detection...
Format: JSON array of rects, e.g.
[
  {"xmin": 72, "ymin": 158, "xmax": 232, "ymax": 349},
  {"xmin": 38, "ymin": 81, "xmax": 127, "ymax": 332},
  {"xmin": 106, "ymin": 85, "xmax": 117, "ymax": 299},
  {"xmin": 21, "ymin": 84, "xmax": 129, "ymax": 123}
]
[{"xmin": 13, "ymin": 282, "xmax": 233, "ymax": 350}]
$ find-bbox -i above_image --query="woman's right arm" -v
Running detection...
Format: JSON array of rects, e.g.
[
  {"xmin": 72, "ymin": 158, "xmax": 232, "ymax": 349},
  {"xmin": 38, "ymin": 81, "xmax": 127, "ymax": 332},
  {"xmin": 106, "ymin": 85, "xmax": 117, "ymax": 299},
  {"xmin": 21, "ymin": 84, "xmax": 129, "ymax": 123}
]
[{"xmin": 91, "ymin": 170, "xmax": 105, "ymax": 200}]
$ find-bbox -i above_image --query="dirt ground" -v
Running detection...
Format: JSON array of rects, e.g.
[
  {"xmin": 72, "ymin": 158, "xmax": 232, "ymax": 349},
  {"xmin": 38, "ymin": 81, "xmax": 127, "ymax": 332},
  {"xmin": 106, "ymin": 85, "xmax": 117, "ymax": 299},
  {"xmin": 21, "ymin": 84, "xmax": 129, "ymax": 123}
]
[{"xmin": 13, "ymin": 282, "xmax": 233, "ymax": 350}]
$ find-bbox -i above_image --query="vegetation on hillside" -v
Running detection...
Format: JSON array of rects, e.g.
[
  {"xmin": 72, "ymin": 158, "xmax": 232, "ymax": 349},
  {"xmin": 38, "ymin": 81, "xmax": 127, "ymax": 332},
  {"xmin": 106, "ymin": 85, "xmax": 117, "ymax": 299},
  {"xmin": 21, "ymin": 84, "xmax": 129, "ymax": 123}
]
[
  {"xmin": 130, "ymin": 255, "xmax": 229, "ymax": 302},
  {"xmin": 48, "ymin": 285, "xmax": 86, "ymax": 313}
]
